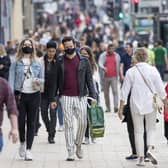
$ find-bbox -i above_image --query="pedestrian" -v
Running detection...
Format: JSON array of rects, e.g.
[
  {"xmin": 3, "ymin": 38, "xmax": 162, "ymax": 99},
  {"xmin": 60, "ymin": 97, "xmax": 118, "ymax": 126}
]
[
  {"xmin": 120, "ymin": 43, "xmax": 133, "ymax": 83},
  {"xmin": 0, "ymin": 44, "xmax": 11, "ymax": 80},
  {"xmin": 6, "ymin": 40, "xmax": 17, "ymax": 57},
  {"xmin": 118, "ymin": 48, "xmax": 168, "ymax": 166},
  {"xmin": 0, "ymin": 77, "xmax": 18, "ymax": 152},
  {"xmin": 80, "ymin": 45, "xmax": 100, "ymax": 144},
  {"xmin": 40, "ymin": 41, "xmax": 58, "ymax": 143},
  {"xmin": 99, "ymin": 43, "xmax": 120, "ymax": 113},
  {"xmin": 120, "ymin": 43, "xmax": 138, "ymax": 160},
  {"xmin": 9, "ymin": 38, "xmax": 44, "ymax": 161},
  {"xmin": 164, "ymin": 83, "xmax": 168, "ymax": 143},
  {"xmin": 143, "ymin": 42, "xmax": 155, "ymax": 66},
  {"xmin": 50, "ymin": 36, "xmax": 96, "ymax": 161},
  {"xmin": 154, "ymin": 40, "xmax": 168, "ymax": 80}
]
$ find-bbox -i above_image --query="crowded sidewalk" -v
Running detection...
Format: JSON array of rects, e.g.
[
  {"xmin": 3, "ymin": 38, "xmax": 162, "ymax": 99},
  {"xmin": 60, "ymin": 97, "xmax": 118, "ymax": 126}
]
[{"xmin": 1, "ymin": 107, "xmax": 168, "ymax": 168}]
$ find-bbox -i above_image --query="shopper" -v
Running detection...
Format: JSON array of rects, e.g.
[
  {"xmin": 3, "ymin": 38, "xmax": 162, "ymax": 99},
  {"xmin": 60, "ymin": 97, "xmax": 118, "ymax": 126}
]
[{"xmin": 9, "ymin": 38, "xmax": 44, "ymax": 161}]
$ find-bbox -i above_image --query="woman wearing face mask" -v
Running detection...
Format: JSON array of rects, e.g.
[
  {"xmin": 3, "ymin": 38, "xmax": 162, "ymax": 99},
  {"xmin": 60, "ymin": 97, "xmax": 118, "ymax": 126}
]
[
  {"xmin": 0, "ymin": 44, "xmax": 11, "ymax": 80},
  {"xmin": 80, "ymin": 46, "xmax": 100, "ymax": 144},
  {"xmin": 9, "ymin": 39, "xmax": 44, "ymax": 161}
]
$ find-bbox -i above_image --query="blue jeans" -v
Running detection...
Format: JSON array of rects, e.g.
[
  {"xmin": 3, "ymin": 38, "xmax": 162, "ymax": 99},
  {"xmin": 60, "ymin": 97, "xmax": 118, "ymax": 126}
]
[
  {"xmin": 156, "ymin": 64, "xmax": 165, "ymax": 80},
  {"xmin": 57, "ymin": 101, "xmax": 63, "ymax": 126},
  {"xmin": 0, "ymin": 134, "xmax": 3, "ymax": 152}
]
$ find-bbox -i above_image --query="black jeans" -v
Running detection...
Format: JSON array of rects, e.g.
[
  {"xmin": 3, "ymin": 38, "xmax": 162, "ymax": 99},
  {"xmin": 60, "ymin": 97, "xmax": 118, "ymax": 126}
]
[
  {"xmin": 124, "ymin": 94, "xmax": 147, "ymax": 156},
  {"xmin": 40, "ymin": 95, "xmax": 57, "ymax": 137},
  {"xmin": 18, "ymin": 92, "xmax": 40, "ymax": 149},
  {"xmin": 164, "ymin": 121, "xmax": 168, "ymax": 140}
]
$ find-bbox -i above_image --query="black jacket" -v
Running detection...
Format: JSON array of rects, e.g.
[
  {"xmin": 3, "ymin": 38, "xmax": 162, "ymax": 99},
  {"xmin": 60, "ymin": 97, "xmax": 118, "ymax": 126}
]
[
  {"xmin": 42, "ymin": 54, "xmax": 57, "ymax": 97},
  {"xmin": 49, "ymin": 53, "xmax": 96, "ymax": 101},
  {"xmin": 0, "ymin": 55, "xmax": 11, "ymax": 80}
]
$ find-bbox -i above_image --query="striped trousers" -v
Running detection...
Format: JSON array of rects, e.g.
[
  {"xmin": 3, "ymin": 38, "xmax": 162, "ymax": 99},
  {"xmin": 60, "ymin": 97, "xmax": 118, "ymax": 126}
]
[{"xmin": 60, "ymin": 96, "xmax": 87, "ymax": 153}]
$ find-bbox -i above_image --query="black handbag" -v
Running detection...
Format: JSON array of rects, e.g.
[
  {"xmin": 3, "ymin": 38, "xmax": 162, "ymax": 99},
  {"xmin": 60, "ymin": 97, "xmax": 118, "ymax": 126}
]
[{"xmin": 14, "ymin": 90, "xmax": 22, "ymax": 106}]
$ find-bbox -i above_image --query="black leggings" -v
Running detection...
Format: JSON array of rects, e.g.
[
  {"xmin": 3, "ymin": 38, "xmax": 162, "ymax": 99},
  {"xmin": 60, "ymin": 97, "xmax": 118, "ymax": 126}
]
[{"xmin": 18, "ymin": 92, "xmax": 40, "ymax": 149}]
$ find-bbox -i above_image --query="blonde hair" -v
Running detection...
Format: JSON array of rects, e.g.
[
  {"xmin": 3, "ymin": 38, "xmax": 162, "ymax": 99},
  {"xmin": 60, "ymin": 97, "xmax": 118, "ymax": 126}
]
[
  {"xmin": 16, "ymin": 38, "xmax": 36, "ymax": 61},
  {"xmin": 0, "ymin": 43, "xmax": 7, "ymax": 56},
  {"xmin": 133, "ymin": 48, "xmax": 148, "ymax": 63}
]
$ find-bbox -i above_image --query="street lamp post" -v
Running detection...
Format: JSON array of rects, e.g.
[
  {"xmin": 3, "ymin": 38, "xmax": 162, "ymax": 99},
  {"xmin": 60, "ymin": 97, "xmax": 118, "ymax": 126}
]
[{"xmin": 85, "ymin": 0, "xmax": 89, "ymax": 11}]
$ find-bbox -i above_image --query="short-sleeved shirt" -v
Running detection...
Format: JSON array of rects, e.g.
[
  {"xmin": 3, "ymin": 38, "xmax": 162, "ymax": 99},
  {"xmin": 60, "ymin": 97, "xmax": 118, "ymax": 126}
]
[
  {"xmin": 154, "ymin": 47, "xmax": 167, "ymax": 65},
  {"xmin": 0, "ymin": 77, "xmax": 18, "ymax": 134},
  {"xmin": 120, "ymin": 53, "xmax": 132, "ymax": 76}
]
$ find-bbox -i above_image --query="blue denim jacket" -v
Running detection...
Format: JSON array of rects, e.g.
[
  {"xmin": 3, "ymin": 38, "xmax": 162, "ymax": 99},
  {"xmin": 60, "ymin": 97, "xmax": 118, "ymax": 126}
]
[{"xmin": 9, "ymin": 59, "xmax": 44, "ymax": 91}]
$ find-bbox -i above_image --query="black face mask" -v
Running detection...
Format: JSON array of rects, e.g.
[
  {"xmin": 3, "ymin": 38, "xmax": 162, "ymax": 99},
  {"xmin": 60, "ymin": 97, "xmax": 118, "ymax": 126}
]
[
  {"xmin": 22, "ymin": 46, "xmax": 33, "ymax": 54},
  {"xmin": 64, "ymin": 48, "xmax": 75, "ymax": 55}
]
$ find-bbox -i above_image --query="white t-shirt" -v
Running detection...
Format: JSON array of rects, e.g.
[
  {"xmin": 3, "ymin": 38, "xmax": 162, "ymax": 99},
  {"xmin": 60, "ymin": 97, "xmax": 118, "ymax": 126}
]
[{"xmin": 22, "ymin": 58, "xmax": 36, "ymax": 93}]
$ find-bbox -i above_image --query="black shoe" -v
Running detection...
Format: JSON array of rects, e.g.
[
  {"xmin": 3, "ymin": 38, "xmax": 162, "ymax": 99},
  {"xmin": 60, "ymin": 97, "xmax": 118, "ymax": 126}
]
[
  {"xmin": 125, "ymin": 154, "xmax": 138, "ymax": 160},
  {"xmin": 66, "ymin": 158, "xmax": 75, "ymax": 161},
  {"xmin": 48, "ymin": 136, "xmax": 55, "ymax": 144}
]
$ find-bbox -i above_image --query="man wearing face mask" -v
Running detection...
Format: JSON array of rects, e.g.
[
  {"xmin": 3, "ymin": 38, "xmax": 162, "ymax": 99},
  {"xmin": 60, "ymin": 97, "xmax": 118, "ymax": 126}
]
[{"xmin": 49, "ymin": 36, "xmax": 96, "ymax": 161}]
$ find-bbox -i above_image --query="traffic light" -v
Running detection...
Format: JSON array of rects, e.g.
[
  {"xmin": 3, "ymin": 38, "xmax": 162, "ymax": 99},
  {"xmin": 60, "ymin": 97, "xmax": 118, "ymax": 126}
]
[
  {"xmin": 133, "ymin": 0, "xmax": 139, "ymax": 13},
  {"xmin": 106, "ymin": 1, "xmax": 114, "ymax": 18},
  {"xmin": 118, "ymin": 12, "xmax": 124, "ymax": 19}
]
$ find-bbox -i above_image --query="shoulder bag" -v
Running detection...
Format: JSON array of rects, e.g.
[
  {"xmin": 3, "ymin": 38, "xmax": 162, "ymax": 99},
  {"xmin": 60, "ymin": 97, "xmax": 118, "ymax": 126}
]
[{"xmin": 136, "ymin": 65, "xmax": 163, "ymax": 113}]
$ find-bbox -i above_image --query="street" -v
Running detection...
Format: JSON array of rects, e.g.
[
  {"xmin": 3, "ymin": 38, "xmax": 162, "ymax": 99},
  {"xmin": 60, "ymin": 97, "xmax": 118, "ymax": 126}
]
[{"xmin": 1, "ymin": 111, "xmax": 168, "ymax": 168}]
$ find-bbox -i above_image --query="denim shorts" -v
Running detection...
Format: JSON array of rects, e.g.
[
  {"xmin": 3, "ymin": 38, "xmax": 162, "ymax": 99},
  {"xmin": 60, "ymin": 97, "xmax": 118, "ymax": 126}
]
[{"xmin": 0, "ymin": 134, "xmax": 3, "ymax": 152}]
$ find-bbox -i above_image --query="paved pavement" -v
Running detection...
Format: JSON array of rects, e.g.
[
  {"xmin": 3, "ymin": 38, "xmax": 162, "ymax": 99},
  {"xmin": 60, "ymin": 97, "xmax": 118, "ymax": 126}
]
[{"xmin": 1, "ymin": 110, "xmax": 168, "ymax": 168}]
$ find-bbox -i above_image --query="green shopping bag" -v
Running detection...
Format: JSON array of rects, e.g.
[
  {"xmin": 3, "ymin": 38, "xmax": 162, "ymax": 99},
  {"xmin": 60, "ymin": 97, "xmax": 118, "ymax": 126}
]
[{"xmin": 87, "ymin": 104, "xmax": 105, "ymax": 138}]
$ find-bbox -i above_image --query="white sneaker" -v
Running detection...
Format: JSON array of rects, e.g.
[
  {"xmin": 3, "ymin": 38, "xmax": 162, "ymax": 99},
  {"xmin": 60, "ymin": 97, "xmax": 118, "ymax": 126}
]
[
  {"xmin": 66, "ymin": 152, "xmax": 75, "ymax": 161},
  {"xmin": 147, "ymin": 150, "xmax": 158, "ymax": 165},
  {"xmin": 25, "ymin": 150, "xmax": 33, "ymax": 161},
  {"xmin": 82, "ymin": 137, "xmax": 89, "ymax": 145},
  {"xmin": 136, "ymin": 157, "xmax": 145, "ymax": 166},
  {"xmin": 19, "ymin": 142, "xmax": 26, "ymax": 158},
  {"xmin": 76, "ymin": 145, "xmax": 83, "ymax": 159},
  {"xmin": 91, "ymin": 138, "xmax": 96, "ymax": 144},
  {"xmin": 58, "ymin": 125, "xmax": 64, "ymax": 132}
]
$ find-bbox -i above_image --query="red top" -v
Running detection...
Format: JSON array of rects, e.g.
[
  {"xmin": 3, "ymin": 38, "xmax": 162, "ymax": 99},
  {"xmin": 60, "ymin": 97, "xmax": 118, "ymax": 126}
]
[
  {"xmin": 62, "ymin": 55, "xmax": 79, "ymax": 96},
  {"xmin": 104, "ymin": 53, "xmax": 117, "ymax": 77},
  {"xmin": 164, "ymin": 84, "xmax": 168, "ymax": 121},
  {"xmin": 0, "ymin": 77, "xmax": 18, "ymax": 134}
]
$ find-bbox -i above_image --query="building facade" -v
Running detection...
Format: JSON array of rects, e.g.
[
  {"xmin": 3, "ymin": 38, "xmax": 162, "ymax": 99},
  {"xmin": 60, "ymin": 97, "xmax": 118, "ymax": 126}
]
[
  {"xmin": 0, "ymin": 0, "xmax": 13, "ymax": 44},
  {"xmin": 0, "ymin": 0, "xmax": 23, "ymax": 44}
]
